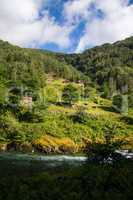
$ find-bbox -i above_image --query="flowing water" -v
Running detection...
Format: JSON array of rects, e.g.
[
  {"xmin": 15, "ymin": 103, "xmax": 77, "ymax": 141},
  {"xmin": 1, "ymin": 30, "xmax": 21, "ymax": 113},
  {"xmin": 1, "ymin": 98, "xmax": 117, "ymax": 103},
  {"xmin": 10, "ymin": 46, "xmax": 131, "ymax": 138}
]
[
  {"xmin": 0, "ymin": 153, "xmax": 88, "ymax": 177},
  {"xmin": 0, "ymin": 151, "xmax": 132, "ymax": 178},
  {"xmin": 0, "ymin": 152, "xmax": 87, "ymax": 165}
]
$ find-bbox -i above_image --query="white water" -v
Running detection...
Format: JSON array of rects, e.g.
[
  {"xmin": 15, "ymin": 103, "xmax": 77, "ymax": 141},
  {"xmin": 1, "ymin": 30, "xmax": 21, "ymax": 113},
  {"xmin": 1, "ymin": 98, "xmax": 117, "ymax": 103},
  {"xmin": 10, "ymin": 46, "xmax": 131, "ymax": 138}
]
[
  {"xmin": 0, "ymin": 153, "xmax": 88, "ymax": 167},
  {"xmin": 116, "ymin": 150, "xmax": 133, "ymax": 159},
  {"xmin": 0, "ymin": 150, "xmax": 132, "ymax": 167},
  {"xmin": 0, "ymin": 153, "xmax": 87, "ymax": 161}
]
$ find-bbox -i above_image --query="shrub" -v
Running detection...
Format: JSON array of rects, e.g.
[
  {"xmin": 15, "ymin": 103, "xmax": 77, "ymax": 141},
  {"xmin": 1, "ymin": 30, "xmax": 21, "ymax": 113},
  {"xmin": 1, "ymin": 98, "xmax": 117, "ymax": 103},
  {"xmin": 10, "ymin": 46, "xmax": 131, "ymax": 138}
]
[
  {"xmin": 18, "ymin": 109, "xmax": 44, "ymax": 123},
  {"xmin": 87, "ymin": 122, "xmax": 127, "ymax": 163},
  {"xmin": 71, "ymin": 111, "xmax": 90, "ymax": 124},
  {"xmin": 62, "ymin": 84, "xmax": 80, "ymax": 105},
  {"xmin": 113, "ymin": 94, "xmax": 128, "ymax": 115},
  {"xmin": 0, "ymin": 112, "xmax": 25, "ymax": 142}
]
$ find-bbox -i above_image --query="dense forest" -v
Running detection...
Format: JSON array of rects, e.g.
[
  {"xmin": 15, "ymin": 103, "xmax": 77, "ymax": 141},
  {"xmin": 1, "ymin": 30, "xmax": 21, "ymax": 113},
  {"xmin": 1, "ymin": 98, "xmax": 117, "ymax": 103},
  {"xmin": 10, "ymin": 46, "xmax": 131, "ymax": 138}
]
[
  {"xmin": 58, "ymin": 37, "xmax": 133, "ymax": 103},
  {"xmin": 0, "ymin": 39, "xmax": 84, "ymax": 90},
  {"xmin": 0, "ymin": 36, "xmax": 133, "ymax": 98}
]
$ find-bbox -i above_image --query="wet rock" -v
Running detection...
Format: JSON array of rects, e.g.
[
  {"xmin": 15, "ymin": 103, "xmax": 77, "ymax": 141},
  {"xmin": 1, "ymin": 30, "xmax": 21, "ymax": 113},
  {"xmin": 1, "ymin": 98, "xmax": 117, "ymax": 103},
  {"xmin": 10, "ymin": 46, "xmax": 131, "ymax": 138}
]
[
  {"xmin": 7, "ymin": 142, "xmax": 21, "ymax": 151},
  {"xmin": 19, "ymin": 142, "xmax": 34, "ymax": 153},
  {"xmin": 7, "ymin": 142, "xmax": 34, "ymax": 153},
  {"xmin": 58, "ymin": 145, "xmax": 75, "ymax": 154}
]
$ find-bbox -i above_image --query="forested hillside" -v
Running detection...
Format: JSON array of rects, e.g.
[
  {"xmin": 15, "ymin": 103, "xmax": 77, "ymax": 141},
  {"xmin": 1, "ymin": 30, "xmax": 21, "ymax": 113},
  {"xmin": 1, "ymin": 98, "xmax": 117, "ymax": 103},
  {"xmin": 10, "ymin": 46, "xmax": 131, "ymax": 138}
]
[
  {"xmin": 58, "ymin": 37, "xmax": 133, "ymax": 101},
  {"xmin": 0, "ymin": 37, "xmax": 133, "ymax": 153},
  {"xmin": 0, "ymin": 40, "xmax": 83, "ymax": 90},
  {"xmin": 1, "ymin": 36, "xmax": 133, "ymax": 96}
]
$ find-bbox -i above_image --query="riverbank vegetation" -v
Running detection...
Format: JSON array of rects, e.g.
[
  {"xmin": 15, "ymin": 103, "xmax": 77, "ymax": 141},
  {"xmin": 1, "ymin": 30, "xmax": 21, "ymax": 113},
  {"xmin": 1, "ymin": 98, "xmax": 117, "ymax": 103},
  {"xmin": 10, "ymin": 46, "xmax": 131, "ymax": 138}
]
[{"xmin": 0, "ymin": 157, "xmax": 133, "ymax": 200}]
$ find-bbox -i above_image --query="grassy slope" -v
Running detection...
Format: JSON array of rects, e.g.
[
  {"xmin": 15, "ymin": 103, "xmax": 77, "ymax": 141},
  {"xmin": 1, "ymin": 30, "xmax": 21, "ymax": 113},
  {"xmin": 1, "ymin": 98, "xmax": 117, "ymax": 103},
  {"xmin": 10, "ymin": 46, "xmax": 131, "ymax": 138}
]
[{"xmin": 2, "ymin": 77, "xmax": 131, "ymax": 153}]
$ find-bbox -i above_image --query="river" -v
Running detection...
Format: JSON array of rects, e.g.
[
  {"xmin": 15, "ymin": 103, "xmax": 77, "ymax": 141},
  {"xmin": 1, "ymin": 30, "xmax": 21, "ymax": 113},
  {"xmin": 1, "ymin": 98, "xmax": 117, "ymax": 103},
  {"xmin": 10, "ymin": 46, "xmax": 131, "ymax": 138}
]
[
  {"xmin": 0, "ymin": 151, "xmax": 132, "ymax": 178},
  {"xmin": 0, "ymin": 153, "xmax": 88, "ymax": 177},
  {"xmin": 0, "ymin": 152, "xmax": 87, "ymax": 167}
]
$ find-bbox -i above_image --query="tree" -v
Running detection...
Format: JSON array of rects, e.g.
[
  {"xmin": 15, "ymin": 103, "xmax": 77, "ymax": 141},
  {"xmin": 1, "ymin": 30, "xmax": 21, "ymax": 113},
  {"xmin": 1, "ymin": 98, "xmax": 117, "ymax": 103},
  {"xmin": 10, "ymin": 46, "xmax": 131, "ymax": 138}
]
[
  {"xmin": 62, "ymin": 84, "xmax": 80, "ymax": 105},
  {"xmin": 121, "ymin": 94, "xmax": 128, "ymax": 115},
  {"xmin": 128, "ymin": 93, "xmax": 133, "ymax": 108},
  {"xmin": 87, "ymin": 123, "xmax": 125, "ymax": 163},
  {"xmin": 112, "ymin": 94, "xmax": 128, "ymax": 115},
  {"xmin": 0, "ymin": 83, "xmax": 7, "ymax": 104}
]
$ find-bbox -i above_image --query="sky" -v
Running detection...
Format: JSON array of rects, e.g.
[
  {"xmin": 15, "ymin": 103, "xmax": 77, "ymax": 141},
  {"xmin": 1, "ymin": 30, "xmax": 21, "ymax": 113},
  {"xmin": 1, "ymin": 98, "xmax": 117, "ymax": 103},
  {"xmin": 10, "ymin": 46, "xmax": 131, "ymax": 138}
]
[{"xmin": 0, "ymin": 0, "xmax": 133, "ymax": 53}]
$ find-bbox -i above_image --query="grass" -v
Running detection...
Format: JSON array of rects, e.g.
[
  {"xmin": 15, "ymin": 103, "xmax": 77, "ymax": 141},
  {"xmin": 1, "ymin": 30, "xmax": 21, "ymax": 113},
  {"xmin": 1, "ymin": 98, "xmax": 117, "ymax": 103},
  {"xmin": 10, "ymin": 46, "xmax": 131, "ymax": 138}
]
[
  {"xmin": 0, "ymin": 78, "xmax": 133, "ymax": 153},
  {"xmin": 33, "ymin": 135, "xmax": 78, "ymax": 153}
]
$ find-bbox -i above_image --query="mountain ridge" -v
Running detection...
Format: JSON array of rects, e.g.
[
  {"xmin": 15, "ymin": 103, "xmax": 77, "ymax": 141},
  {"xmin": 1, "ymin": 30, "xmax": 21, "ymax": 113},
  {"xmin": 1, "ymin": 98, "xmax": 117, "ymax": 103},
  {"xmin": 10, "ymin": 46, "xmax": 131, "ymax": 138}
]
[{"xmin": 0, "ymin": 36, "xmax": 133, "ymax": 100}]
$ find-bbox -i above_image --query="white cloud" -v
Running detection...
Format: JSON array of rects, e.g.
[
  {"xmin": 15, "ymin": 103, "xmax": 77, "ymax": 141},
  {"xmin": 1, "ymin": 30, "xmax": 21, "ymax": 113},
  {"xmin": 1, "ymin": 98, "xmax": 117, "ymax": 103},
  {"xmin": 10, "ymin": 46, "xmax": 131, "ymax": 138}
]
[
  {"xmin": 76, "ymin": 0, "xmax": 133, "ymax": 52},
  {"xmin": 0, "ymin": 0, "xmax": 42, "ymax": 25},
  {"xmin": 63, "ymin": 0, "xmax": 94, "ymax": 24},
  {"xmin": 0, "ymin": 0, "xmax": 72, "ymax": 48},
  {"xmin": 0, "ymin": 0, "xmax": 133, "ymax": 52},
  {"xmin": 95, "ymin": 0, "xmax": 129, "ymax": 14},
  {"xmin": 37, "ymin": 14, "xmax": 73, "ymax": 48}
]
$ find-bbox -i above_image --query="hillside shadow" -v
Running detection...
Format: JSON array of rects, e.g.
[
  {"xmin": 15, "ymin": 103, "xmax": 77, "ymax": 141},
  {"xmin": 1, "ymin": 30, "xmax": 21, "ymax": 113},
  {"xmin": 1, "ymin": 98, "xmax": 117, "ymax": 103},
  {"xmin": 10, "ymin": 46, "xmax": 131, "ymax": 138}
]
[
  {"xmin": 120, "ymin": 116, "xmax": 133, "ymax": 125},
  {"xmin": 0, "ymin": 153, "xmax": 132, "ymax": 200},
  {"xmin": 99, "ymin": 106, "xmax": 118, "ymax": 113}
]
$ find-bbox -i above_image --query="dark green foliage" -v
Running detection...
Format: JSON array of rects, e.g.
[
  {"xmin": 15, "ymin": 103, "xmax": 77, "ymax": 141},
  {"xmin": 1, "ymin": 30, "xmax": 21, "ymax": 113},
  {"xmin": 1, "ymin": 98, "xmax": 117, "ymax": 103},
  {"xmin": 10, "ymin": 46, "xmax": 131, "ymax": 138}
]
[
  {"xmin": 0, "ymin": 158, "xmax": 133, "ymax": 200},
  {"xmin": 0, "ymin": 82, "xmax": 7, "ymax": 103},
  {"xmin": 113, "ymin": 94, "xmax": 128, "ymax": 115},
  {"xmin": 71, "ymin": 110, "xmax": 90, "ymax": 124},
  {"xmin": 1, "ymin": 37, "xmax": 133, "ymax": 103},
  {"xmin": 58, "ymin": 37, "xmax": 133, "ymax": 101},
  {"xmin": 0, "ymin": 40, "xmax": 82, "ymax": 90},
  {"xmin": 120, "ymin": 115, "xmax": 133, "ymax": 125},
  {"xmin": 112, "ymin": 94, "xmax": 123, "ymax": 112},
  {"xmin": 100, "ymin": 82, "xmax": 109, "ymax": 98},
  {"xmin": 62, "ymin": 84, "xmax": 80, "ymax": 105},
  {"xmin": 87, "ymin": 123, "xmax": 126, "ymax": 163},
  {"xmin": 18, "ymin": 109, "xmax": 44, "ymax": 123},
  {"xmin": 128, "ymin": 93, "xmax": 133, "ymax": 108}
]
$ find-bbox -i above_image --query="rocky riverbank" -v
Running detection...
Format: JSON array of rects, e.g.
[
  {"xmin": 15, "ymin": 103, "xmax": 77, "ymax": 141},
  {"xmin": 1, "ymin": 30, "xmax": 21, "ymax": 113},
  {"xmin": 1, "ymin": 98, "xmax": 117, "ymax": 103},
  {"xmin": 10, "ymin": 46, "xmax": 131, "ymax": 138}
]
[{"xmin": 0, "ymin": 140, "xmax": 80, "ymax": 154}]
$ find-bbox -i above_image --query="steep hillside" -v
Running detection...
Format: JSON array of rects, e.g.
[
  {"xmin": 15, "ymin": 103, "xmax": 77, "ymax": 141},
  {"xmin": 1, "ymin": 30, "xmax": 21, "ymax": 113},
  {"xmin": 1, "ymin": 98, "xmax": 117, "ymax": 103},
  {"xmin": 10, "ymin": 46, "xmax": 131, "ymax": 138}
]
[
  {"xmin": 58, "ymin": 37, "xmax": 133, "ymax": 99},
  {"xmin": 0, "ymin": 40, "xmax": 84, "ymax": 90},
  {"xmin": 0, "ymin": 37, "xmax": 133, "ymax": 153}
]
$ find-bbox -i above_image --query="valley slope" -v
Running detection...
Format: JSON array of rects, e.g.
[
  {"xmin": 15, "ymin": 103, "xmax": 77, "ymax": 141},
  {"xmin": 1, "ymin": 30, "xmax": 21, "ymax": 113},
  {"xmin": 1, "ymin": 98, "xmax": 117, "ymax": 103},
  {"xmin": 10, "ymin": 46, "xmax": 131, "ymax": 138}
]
[{"xmin": 0, "ymin": 37, "xmax": 133, "ymax": 153}]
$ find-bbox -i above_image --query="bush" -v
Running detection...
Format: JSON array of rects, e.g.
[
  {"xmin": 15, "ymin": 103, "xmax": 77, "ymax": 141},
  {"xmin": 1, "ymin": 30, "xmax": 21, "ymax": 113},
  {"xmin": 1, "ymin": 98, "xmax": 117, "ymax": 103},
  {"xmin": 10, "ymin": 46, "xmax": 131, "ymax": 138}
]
[
  {"xmin": 0, "ymin": 112, "xmax": 25, "ymax": 142},
  {"xmin": 62, "ymin": 84, "xmax": 80, "ymax": 105},
  {"xmin": 18, "ymin": 109, "xmax": 44, "ymax": 123},
  {"xmin": 71, "ymin": 111, "xmax": 90, "ymax": 124},
  {"xmin": 87, "ymin": 127, "xmax": 126, "ymax": 163}
]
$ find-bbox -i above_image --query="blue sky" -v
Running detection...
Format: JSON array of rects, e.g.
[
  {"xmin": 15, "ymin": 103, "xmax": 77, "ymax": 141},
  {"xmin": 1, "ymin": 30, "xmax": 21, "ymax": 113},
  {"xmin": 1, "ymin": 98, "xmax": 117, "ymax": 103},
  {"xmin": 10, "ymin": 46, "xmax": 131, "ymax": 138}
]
[
  {"xmin": 41, "ymin": 0, "xmax": 106, "ymax": 52},
  {"xmin": 0, "ymin": 0, "xmax": 133, "ymax": 53}
]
